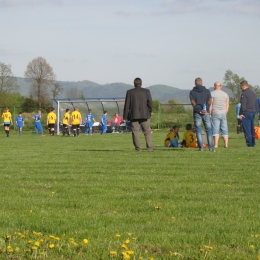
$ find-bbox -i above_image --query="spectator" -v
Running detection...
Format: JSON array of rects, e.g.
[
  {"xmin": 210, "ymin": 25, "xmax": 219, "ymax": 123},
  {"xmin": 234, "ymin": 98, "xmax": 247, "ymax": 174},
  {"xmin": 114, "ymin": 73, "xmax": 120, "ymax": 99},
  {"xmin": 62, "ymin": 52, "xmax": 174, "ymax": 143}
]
[{"xmin": 111, "ymin": 113, "xmax": 121, "ymax": 133}]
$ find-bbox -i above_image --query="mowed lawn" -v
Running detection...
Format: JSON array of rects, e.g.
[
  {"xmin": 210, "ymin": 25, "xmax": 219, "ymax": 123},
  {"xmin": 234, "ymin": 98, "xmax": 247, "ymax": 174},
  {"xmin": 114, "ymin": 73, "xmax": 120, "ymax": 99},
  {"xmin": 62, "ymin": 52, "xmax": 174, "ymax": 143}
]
[{"xmin": 0, "ymin": 129, "xmax": 259, "ymax": 259}]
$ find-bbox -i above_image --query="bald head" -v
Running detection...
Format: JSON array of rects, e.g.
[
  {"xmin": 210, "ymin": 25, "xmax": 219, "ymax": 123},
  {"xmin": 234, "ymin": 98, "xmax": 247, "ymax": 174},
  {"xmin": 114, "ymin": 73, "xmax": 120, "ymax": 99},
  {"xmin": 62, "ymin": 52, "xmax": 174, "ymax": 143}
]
[{"xmin": 214, "ymin": 82, "xmax": 222, "ymax": 90}]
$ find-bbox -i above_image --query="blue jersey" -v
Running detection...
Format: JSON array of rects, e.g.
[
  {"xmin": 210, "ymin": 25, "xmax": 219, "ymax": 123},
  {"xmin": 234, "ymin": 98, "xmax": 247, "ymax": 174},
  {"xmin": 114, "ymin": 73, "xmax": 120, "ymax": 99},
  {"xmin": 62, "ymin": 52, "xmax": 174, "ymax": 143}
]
[
  {"xmin": 16, "ymin": 116, "xmax": 23, "ymax": 126},
  {"xmin": 102, "ymin": 114, "xmax": 107, "ymax": 125},
  {"xmin": 86, "ymin": 114, "xmax": 94, "ymax": 123},
  {"xmin": 34, "ymin": 113, "xmax": 41, "ymax": 123}
]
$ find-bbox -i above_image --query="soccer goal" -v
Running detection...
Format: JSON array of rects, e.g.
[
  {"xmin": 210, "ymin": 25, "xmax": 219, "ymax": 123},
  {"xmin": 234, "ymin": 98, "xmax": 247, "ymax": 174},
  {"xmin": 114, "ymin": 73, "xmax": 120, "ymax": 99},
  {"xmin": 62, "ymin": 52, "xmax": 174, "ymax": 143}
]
[{"xmin": 52, "ymin": 98, "xmax": 125, "ymax": 135}]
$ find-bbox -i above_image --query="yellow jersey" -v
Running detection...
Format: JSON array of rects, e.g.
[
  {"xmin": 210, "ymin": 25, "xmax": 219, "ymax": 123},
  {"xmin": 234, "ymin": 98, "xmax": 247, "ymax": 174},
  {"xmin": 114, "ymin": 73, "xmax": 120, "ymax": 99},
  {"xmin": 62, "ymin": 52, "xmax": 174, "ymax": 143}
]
[
  {"xmin": 71, "ymin": 111, "xmax": 82, "ymax": 125},
  {"xmin": 182, "ymin": 130, "xmax": 197, "ymax": 148},
  {"xmin": 47, "ymin": 112, "xmax": 56, "ymax": 124},
  {"xmin": 2, "ymin": 111, "xmax": 12, "ymax": 123},
  {"xmin": 164, "ymin": 131, "xmax": 178, "ymax": 146},
  {"xmin": 62, "ymin": 112, "xmax": 71, "ymax": 125}
]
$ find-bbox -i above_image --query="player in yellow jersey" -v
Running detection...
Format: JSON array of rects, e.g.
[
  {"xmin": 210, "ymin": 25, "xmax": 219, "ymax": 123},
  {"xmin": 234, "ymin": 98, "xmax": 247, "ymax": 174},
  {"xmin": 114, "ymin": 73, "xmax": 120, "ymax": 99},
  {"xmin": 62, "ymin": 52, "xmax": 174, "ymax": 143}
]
[
  {"xmin": 62, "ymin": 108, "xmax": 71, "ymax": 136},
  {"xmin": 181, "ymin": 124, "xmax": 198, "ymax": 148},
  {"xmin": 2, "ymin": 107, "xmax": 12, "ymax": 137},
  {"xmin": 71, "ymin": 107, "xmax": 82, "ymax": 137},
  {"xmin": 46, "ymin": 107, "xmax": 57, "ymax": 136},
  {"xmin": 164, "ymin": 125, "xmax": 180, "ymax": 147}
]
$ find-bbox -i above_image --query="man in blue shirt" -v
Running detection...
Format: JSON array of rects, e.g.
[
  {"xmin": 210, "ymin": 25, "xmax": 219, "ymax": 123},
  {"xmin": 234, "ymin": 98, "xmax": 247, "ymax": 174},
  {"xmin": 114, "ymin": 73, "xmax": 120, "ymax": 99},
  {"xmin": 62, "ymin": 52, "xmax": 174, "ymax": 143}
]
[
  {"xmin": 85, "ymin": 109, "xmax": 96, "ymax": 135},
  {"xmin": 16, "ymin": 112, "xmax": 24, "ymax": 136},
  {"xmin": 33, "ymin": 110, "xmax": 45, "ymax": 136}
]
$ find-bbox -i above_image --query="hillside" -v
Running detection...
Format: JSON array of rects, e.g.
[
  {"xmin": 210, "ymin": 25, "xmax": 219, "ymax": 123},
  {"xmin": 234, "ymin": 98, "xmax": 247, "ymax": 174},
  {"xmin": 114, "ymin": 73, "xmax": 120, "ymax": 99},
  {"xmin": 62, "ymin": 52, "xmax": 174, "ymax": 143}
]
[{"xmin": 15, "ymin": 77, "xmax": 233, "ymax": 103}]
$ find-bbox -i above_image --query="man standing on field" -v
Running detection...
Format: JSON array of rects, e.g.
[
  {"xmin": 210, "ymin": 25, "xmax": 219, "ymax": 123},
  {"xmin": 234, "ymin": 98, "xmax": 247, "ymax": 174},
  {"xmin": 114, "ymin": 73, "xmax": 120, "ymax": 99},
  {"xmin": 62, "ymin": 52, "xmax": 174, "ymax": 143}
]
[
  {"xmin": 123, "ymin": 77, "xmax": 153, "ymax": 152},
  {"xmin": 239, "ymin": 80, "xmax": 258, "ymax": 147},
  {"xmin": 190, "ymin": 77, "xmax": 214, "ymax": 152},
  {"xmin": 209, "ymin": 82, "xmax": 229, "ymax": 148}
]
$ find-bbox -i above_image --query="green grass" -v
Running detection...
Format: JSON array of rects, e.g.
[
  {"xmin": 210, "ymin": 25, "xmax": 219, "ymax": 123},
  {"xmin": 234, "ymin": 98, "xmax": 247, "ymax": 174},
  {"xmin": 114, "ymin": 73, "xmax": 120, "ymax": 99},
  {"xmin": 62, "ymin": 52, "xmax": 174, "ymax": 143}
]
[{"xmin": 0, "ymin": 129, "xmax": 259, "ymax": 259}]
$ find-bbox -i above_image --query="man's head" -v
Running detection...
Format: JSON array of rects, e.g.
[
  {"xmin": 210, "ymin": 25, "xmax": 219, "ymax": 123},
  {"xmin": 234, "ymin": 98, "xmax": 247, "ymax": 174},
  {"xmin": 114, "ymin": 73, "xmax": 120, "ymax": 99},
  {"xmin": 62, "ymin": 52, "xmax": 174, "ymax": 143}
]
[
  {"xmin": 74, "ymin": 107, "xmax": 78, "ymax": 111},
  {"xmin": 18, "ymin": 112, "xmax": 22, "ymax": 116},
  {"xmin": 240, "ymin": 80, "xmax": 249, "ymax": 91},
  {"xmin": 195, "ymin": 77, "xmax": 203, "ymax": 86},
  {"xmin": 186, "ymin": 123, "xmax": 192, "ymax": 130},
  {"xmin": 214, "ymin": 82, "xmax": 222, "ymax": 90},
  {"xmin": 172, "ymin": 125, "xmax": 180, "ymax": 132},
  {"xmin": 50, "ymin": 107, "xmax": 55, "ymax": 112},
  {"xmin": 89, "ymin": 109, "xmax": 92, "ymax": 113},
  {"xmin": 66, "ymin": 108, "xmax": 70, "ymax": 113},
  {"xmin": 134, "ymin": 78, "xmax": 142, "ymax": 87},
  {"xmin": 104, "ymin": 110, "xmax": 107, "ymax": 115}
]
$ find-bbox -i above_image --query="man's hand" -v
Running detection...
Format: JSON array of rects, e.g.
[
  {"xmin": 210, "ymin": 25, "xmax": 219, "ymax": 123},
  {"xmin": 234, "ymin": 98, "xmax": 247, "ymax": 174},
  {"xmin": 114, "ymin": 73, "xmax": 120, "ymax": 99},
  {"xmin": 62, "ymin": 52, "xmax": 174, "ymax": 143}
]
[{"xmin": 200, "ymin": 110, "xmax": 207, "ymax": 115}]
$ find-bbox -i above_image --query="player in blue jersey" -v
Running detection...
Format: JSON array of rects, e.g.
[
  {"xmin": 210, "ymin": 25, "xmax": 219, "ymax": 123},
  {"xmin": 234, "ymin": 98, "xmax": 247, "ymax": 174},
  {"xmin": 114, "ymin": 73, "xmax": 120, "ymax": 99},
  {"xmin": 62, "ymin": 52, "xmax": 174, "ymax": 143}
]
[
  {"xmin": 85, "ymin": 109, "xmax": 96, "ymax": 135},
  {"xmin": 16, "ymin": 112, "xmax": 24, "ymax": 136},
  {"xmin": 33, "ymin": 110, "xmax": 45, "ymax": 136},
  {"xmin": 100, "ymin": 110, "xmax": 108, "ymax": 134}
]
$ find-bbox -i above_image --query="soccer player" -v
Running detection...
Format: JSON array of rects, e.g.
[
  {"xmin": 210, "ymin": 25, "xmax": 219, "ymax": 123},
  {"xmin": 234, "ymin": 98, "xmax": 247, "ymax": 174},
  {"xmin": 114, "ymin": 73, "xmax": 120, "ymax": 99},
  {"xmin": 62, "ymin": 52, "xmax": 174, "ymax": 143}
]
[
  {"xmin": 33, "ymin": 110, "xmax": 45, "ymax": 136},
  {"xmin": 181, "ymin": 124, "xmax": 197, "ymax": 148},
  {"xmin": 101, "ymin": 110, "xmax": 108, "ymax": 134},
  {"xmin": 47, "ymin": 107, "xmax": 57, "ymax": 136},
  {"xmin": 164, "ymin": 125, "xmax": 180, "ymax": 147},
  {"xmin": 2, "ymin": 107, "xmax": 12, "ymax": 137},
  {"xmin": 62, "ymin": 108, "xmax": 71, "ymax": 136},
  {"xmin": 71, "ymin": 107, "xmax": 82, "ymax": 137},
  {"xmin": 85, "ymin": 109, "xmax": 96, "ymax": 135},
  {"xmin": 16, "ymin": 112, "xmax": 24, "ymax": 136}
]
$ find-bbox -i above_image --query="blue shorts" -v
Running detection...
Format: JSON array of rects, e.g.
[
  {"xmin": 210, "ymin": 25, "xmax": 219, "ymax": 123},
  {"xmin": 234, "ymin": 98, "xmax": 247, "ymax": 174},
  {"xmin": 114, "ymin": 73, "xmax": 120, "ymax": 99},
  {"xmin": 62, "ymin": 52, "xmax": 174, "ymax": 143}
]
[
  {"xmin": 17, "ymin": 124, "xmax": 23, "ymax": 128},
  {"xmin": 211, "ymin": 113, "xmax": 228, "ymax": 136},
  {"xmin": 86, "ymin": 122, "xmax": 93, "ymax": 128}
]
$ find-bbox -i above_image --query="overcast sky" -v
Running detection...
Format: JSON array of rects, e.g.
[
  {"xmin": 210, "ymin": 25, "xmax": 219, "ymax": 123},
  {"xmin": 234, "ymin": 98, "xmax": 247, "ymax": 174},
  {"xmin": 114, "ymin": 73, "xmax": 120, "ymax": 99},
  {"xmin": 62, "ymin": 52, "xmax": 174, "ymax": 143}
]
[{"xmin": 1, "ymin": 0, "xmax": 260, "ymax": 89}]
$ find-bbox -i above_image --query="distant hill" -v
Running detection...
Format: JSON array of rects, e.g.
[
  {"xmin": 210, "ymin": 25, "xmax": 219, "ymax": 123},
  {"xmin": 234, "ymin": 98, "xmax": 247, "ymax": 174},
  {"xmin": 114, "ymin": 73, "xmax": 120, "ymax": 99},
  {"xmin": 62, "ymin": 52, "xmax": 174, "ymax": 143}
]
[{"xmin": 15, "ymin": 77, "xmax": 233, "ymax": 103}]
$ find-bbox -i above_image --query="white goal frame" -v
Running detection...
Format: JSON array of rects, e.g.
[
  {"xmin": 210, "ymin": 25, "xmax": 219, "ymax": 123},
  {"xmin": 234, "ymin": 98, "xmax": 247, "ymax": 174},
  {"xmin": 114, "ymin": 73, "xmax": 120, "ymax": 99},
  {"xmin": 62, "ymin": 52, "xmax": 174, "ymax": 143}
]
[{"xmin": 52, "ymin": 98, "xmax": 125, "ymax": 135}]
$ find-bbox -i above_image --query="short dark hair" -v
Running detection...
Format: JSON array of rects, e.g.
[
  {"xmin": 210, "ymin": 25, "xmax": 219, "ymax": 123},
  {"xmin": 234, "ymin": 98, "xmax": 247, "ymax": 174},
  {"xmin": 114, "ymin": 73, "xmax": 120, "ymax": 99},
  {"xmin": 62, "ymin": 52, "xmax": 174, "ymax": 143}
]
[
  {"xmin": 104, "ymin": 110, "xmax": 107, "ymax": 114},
  {"xmin": 89, "ymin": 109, "xmax": 92, "ymax": 113},
  {"xmin": 134, "ymin": 78, "xmax": 142, "ymax": 87},
  {"xmin": 186, "ymin": 123, "xmax": 192, "ymax": 130},
  {"xmin": 195, "ymin": 77, "xmax": 202, "ymax": 86},
  {"xmin": 18, "ymin": 111, "xmax": 22, "ymax": 115},
  {"xmin": 240, "ymin": 80, "xmax": 248, "ymax": 87},
  {"xmin": 173, "ymin": 125, "xmax": 179, "ymax": 130},
  {"xmin": 50, "ymin": 107, "xmax": 55, "ymax": 111},
  {"xmin": 66, "ymin": 108, "xmax": 70, "ymax": 112}
]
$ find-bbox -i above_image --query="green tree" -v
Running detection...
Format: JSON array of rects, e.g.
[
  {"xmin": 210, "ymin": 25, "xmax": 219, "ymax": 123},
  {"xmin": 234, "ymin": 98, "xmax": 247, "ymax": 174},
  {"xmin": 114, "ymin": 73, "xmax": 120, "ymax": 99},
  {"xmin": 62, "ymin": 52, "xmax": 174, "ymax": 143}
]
[
  {"xmin": 223, "ymin": 70, "xmax": 245, "ymax": 102},
  {"xmin": 21, "ymin": 96, "xmax": 38, "ymax": 112},
  {"xmin": 24, "ymin": 57, "xmax": 56, "ymax": 107},
  {"xmin": 167, "ymin": 99, "xmax": 185, "ymax": 113},
  {"xmin": 51, "ymin": 82, "xmax": 63, "ymax": 98},
  {"xmin": 0, "ymin": 62, "xmax": 19, "ymax": 106},
  {"xmin": 152, "ymin": 100, "xmax": 161, "ymax": 113}
]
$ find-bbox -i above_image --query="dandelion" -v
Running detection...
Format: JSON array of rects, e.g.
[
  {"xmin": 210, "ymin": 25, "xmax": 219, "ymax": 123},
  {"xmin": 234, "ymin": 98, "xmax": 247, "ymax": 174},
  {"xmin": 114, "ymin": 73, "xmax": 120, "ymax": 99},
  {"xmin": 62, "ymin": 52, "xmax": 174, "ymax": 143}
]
[
  {"xmin": 32, "ymin": 246, "xmax": 37, "ymax": 251},
  {"xmin": 200, "ymin": 248, "xmax": 204, "ymax": 253},
  {"xmin": 30, "ymin": 210, "xmax": 33, "ymax": 213},
  {"xmin": 6, "ymin": 235, "xmax": 11, "ymax": 240},
  {"xmin": 122, "ymin": 252, "xmax": 130, "ymax": 259},
  {"xmin": 49, "ymin": 244, "xmax": 55, "ymax": 249},
  {"xmin": 121, "ymin": 244, "xmax": 128, "ymax": 250},
  {"xmin": 51, "ymin": 192, "xmax": 55, "ymax": 195},
  {"xmin": 83, "ymin": 239, "xmax": 88, "ymax": 244},
  {"xmin": 250, "ymin": 244, "xmax": 255, "ymax": 249},
  {"xmin": 127, "ymin": 233, "xmax": 132, "ymax": 237},
  {"xmin": 116, "ymin": 234, "xmax": 121, "ymax": 238},
  {"xmin": 155, "ymin": 206, "xmax": 161, "ymax": 210},
  {"xmin": 7, "ymin": 245, "xmax": 13, "ymax": 253},
  {"xmin": 125, "ymin": 239, "xmax": 130, "ymax": 244},
  {"xmin": 72, "ymin": 241, "xmax": 78, "ymax": 247},
  {"xmin": 110, "ymin": 251, "xmax": 117, "ymax": 256},
  {"xmin": 126, "ymin": 250, "xmax": 134, "ymax": 255},
  {"xmin": 34, "ymin": 241, "xmax": 40, "ymax": 247},
  {"xmin": 204, "ymin": 245, "xmax": 213, "ymax": 250},
  {"xmin": 113, "ymin": 211, "xmax": 117, "ymax": 214},
  {"xmin": 27, "ymin": 240, "xmax": 33, "ymax": 244},
  {"xmin": 15, "ymin": 247, "xmax": 20, "ymax": 252},
  {"xmin": 171, "ymin": 216, "xmax": 175, "ymax": 221},
  {"xmin": 69, "ymin": 238, "xmax": 75, "ymax": 241},
  {"xmin": 148, "ymin": 258, "xmax": 154, "ymax": 260}
]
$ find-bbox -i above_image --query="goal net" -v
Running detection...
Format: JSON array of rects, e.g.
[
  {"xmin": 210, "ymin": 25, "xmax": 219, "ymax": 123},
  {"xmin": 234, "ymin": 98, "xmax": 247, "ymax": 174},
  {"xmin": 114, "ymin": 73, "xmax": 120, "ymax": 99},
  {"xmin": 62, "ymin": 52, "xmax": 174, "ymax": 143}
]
[{"xmin": 52, "ymin": 98, "xmax": 125, "ymax": 134}]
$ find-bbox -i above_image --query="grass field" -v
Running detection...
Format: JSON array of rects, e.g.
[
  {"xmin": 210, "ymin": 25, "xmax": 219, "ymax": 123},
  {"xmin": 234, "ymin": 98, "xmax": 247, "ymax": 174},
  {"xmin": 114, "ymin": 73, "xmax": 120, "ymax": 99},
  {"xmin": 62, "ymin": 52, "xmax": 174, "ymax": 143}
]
[{"xmin": 0, "ymin": 129, "xmax": 260, "ymax": 260}]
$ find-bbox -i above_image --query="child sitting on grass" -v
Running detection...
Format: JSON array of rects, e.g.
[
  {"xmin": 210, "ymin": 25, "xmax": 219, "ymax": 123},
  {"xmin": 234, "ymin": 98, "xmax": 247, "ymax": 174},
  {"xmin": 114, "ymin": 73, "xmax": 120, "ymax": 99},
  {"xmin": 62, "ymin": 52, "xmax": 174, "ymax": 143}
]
[
  {"xmin": 164, "ymin": 125, "xmax": 180, "ymax": 147},
  {"xmin": 181, "ymin": 123, "xmax": 197, "ymax": 148}
]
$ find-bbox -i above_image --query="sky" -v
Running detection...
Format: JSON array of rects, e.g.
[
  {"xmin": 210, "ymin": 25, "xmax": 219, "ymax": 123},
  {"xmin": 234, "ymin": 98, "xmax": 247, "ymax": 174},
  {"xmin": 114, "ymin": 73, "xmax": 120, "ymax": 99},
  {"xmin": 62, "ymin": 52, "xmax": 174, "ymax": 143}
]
[{"xmin": 1, "ymin": 0, "xmax": 260, "ymax": 89}]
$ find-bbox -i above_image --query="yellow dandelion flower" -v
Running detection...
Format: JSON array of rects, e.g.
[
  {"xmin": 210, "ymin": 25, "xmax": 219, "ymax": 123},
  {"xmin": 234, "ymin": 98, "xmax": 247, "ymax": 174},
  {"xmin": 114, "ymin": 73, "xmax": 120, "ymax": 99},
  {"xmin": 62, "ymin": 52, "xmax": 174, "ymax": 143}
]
[
  {"xmin": 110, "ymin": 251, "xmax": 117, "ymax": 255},
  {"xmin": 200, "ymin": 248, "xmax": 204, "ymax": 253},
  {"xmin": 115, "ymin": 234, "xmax": 121, "ymax": 238},
  {"xmin": 40, "ymin": 239, "xmax": 44, "ymax": 243},
  {"xmin": 250, "ymin": 244, "xmax": 255, "ymax": 249},
  {"xmin": 113, "ymin": 211, "xmax": 117, "ymax": 214},
  {"xmin": 72, "ymin": 241, "xmax": 78, "ymax": 247},
  {"xmin": 171, "ymin": 216, "xmax": 175, "ymax": 221},
  {"xmin": 51, "ymin": 191, "xmax": 55, "ymax": 194},
  {"xmin": 122, "ymin": 252, "xmax": 130, "ymax": 259},
  {"xmin": 83, "ymin": 239, "xmax": 88, "ymax": 244},
  {"xmin": 121, "ymin": 244, "xmax": 128, "ymax": 249},
  {"xmin": 69, "ymin": 238, "xmax": 74, "ymax": 241},
  {"xmin": 125, "ymin": 239, "xmax": 130, "ymax": 244},
  {"xmin": 49, "ymin": 244, "xmax": 55, "ymax": 249},
  {"xmin": 155, "ymin": 206, "xmax": 161, "ymax": 210},
  {"xmin": 7, "ymin": 245, "xmax": 13, "ymax": 253},
  {"xmin": 30, "ymin": 209, "xmax": 33, "ymax": 213},
  {"xmin": 15, "ymin": 247, "xmax": 20, "ymax": 252},
  {"xmin": 204, "ymin": 245, "xmax": 213, "ymax": 250},
  {"xmin": 27, "ymin": 240, "xmax": 33, "ymax": 244},
  {"xmin": 34, "ymin": 242, "xmax": 40, "ymax": 247},
  {"xmin": 126, "ymin": 250, "xmax": 134, "ymax": 255},
  {"xmin": 54, "ymin": 237, "xmax": 60, "ymax": 241},
  {"xmin": 50, "ymin": 235, "xmax": 55, "ymax": 239},
  {"xmin": 6, "ymin": 235, "xmax": 11, "ymax": 240},
  {"xmin": 32, "ymin": 246, "xmax": 37, "ymax": 251},
  {"xmin": 127, "ymin": 233, "xmax": 132, "ymax": 237},
  {"xmin": 148, "ymin": 258, "xmax": 154, "ymax": 260},
  {"xmin": 139, "ymin": 257, "xmax": 143, "ymax": 260}
]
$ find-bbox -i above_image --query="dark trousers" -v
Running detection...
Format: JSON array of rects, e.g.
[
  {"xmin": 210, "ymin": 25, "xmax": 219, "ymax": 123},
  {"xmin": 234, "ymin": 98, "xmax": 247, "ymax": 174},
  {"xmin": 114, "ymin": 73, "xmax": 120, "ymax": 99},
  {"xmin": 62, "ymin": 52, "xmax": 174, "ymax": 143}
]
[
  {"xmin": 131, "ymin": 119, "xmax": 153, "ymax": 151},
  {"xmin": 242, "ymin": 112, "xmax": 256, "ymax": 147}
]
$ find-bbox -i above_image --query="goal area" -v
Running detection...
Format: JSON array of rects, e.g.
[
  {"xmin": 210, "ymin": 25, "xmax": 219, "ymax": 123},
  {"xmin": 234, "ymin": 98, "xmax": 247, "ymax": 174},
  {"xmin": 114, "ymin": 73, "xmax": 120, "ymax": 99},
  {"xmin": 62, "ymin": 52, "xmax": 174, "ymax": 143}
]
[{"xmin": 52, "ymin": 98, "xmax": 125, "ymax": 135}]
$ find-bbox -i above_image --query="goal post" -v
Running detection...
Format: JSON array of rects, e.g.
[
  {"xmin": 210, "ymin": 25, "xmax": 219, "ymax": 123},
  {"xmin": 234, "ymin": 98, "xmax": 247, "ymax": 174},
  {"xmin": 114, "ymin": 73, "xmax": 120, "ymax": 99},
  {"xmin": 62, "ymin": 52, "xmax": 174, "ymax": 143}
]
[{"xmin": 52, "ymin": 98, "xmax": 125, "ymax": 135}]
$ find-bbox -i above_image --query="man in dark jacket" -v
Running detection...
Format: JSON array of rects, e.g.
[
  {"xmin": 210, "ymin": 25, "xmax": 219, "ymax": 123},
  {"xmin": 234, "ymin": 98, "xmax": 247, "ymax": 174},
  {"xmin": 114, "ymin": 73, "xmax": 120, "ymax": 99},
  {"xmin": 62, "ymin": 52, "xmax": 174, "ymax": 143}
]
[
  {"xmin": 239, "ymin": 80, "xmax": 258, "ymax": 147},
  {"xmin": 190, "ymin": 77, "xmax": 214, "ymax": 151},
  {"xmin": 123, "ymin": 78, "xmax": 153, "ymax": 152}
]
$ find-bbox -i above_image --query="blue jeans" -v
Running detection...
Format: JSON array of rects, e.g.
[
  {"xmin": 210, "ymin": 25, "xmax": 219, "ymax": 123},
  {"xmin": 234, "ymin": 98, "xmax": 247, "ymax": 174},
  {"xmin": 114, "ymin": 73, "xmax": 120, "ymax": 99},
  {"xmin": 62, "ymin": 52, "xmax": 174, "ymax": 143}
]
[
  {"xmin": 194, "ymin": 113, "xmax": 214, "ymax": 151},
  {"xmin": 211, "ymin": 113, "xmax": 228, "ymax": 137},
  {"xmin": 242, "ymin": 112, "xmax": 256, "ymax": 147}
]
